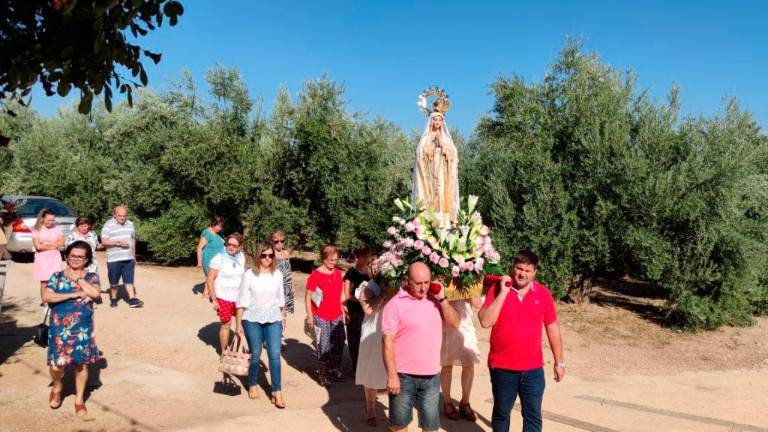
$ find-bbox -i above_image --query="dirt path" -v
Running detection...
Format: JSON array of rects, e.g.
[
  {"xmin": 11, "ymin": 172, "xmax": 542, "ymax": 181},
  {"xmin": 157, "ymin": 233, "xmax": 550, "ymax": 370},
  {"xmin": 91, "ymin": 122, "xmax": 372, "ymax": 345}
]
[{"xmin": 1, "ymin": 255, "xmax": 767, "ymax": 431}]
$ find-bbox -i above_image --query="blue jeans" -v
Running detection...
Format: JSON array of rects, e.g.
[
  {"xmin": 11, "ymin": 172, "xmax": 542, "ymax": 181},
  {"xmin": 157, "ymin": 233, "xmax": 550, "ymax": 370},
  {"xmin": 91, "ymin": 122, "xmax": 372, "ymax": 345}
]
[
  {"xmin": 490, "ymin": 367, "xmax": 545, "ymax": 432},
  {"xmin": 241, "ymin": 320, "xmax": 282, "ymax": 391},
  {"xmin": 388, "ymin": 373, "xmax": 440, "ymax": 431}
]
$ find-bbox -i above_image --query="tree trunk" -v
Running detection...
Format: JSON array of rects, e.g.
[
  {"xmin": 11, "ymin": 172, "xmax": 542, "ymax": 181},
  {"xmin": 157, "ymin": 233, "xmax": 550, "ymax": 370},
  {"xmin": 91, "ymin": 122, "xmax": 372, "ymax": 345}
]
[{"xmin": 567, "ymin": 273, "xmax": 593, "ymax": 304}]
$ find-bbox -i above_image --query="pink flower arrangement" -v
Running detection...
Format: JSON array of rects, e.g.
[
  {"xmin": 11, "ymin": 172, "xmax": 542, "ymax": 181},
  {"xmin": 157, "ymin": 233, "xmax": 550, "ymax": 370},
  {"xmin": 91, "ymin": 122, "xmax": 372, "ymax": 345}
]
[{"xmin": 377, "ymin": 196, "xmax": 503, "ymax": 287}]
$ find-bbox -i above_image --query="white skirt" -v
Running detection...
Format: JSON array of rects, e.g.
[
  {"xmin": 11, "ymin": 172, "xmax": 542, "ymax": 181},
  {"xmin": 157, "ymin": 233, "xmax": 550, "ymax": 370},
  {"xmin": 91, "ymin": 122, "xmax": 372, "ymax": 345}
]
[
  {"xmin": 355, "ymin": 310, "xmax": 387, "ymax": 389},
  {"xmin": 441, "ymin": 300, "xmax": 481, "ymax": 366}
]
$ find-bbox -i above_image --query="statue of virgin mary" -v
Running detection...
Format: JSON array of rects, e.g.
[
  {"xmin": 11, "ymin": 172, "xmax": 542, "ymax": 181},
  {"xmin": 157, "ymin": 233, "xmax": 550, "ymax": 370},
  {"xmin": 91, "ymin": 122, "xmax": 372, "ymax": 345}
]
[{"xmin": 412, "ymin": 88, "xmax": 460, "ymax": 226}]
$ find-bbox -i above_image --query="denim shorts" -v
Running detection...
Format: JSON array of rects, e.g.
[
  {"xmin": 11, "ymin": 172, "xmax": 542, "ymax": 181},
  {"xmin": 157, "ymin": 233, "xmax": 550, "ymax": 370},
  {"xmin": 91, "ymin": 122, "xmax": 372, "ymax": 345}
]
[
  {"xmin": 388, "ymin": 373, "xmax": 440, "ymax": 431},
  {"xmin": 107, "ymin": 259, "xmax": 135, "ymax": 286}
]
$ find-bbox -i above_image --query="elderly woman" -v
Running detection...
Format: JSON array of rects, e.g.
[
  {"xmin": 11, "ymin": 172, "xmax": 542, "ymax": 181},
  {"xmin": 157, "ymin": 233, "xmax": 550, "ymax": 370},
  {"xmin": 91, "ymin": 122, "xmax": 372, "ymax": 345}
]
[
  {"xmin": 270, "ymin": 229, "xmax": 294, "ymax": 314},
  {"xmin": 235, "ymin": 242, "xmax": 286, "ymax": 407},
  {"xmin": 196, "ymin": 216, "xmax": 225, "ymax": 297},
  {"xmin": 42, "ymin": 241, "xmax": 101, "ymax": 416},
  {"xmin": 33, "ymin": 209, "xmax": 64, "ymax": 300},
  {"xmin": 306, "ymin": 244, "xmax": 346, "ymax": 387},
  {"xmin": 206, "ymin": 233, "xmax": 246, "ymax": 353},
  {"xmin": 65, "ymin": 217, "xmax": 102, "ymax": 274}
]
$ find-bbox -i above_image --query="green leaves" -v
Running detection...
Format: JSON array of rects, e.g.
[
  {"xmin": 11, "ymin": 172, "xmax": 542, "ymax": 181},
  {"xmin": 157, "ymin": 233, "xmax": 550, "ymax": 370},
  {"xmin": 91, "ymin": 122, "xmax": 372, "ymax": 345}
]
[
  {"xmin": 468, "ymin": 40, "xmax": 768, "ymax": 329},
  {"xmin": 1, "ymin": 0, "xmax": 184, "ymax": 114}
]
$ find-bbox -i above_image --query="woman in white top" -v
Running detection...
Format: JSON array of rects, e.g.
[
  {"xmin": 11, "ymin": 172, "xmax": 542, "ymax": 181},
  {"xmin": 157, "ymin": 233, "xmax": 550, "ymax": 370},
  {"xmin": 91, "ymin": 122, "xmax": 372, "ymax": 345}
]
[
  {"xmin": 355, "ymin": 265, "xmax": 388, "ymax": 427},
  {"xmin": 206, "ymin": 233, "xmax": 246, "ymax": 354},
  {"xmin": 64, "ymin": 217, "xmax": 102, "ymax": 274},
  {"xmin": 235, "ymin": 242, "xmax": 286, "ymax": 408}
]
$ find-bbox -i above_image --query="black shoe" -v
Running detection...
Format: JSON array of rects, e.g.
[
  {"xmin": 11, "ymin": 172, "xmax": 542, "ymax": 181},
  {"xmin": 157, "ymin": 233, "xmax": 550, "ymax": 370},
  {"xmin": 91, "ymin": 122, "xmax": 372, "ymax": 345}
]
[
  {"xmin": 110, "ymin": 298, "xmax": 118, "ymax": 308},
  {"xmin": 128, "ymin": 298, "xmax": 144, "ymax": 308}
]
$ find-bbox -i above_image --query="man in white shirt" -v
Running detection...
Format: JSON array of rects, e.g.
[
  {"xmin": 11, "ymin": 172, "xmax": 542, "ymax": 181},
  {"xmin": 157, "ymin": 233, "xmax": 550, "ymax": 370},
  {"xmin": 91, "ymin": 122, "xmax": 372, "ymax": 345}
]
[{"xmin": 101, "ymin": 205, "xmax": 143, "ymax": 308}]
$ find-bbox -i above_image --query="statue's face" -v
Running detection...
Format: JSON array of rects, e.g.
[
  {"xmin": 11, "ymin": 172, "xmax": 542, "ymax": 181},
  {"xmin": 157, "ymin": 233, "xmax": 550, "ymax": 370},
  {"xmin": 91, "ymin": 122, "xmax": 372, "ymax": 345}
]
[{"xmin": 431, "ymin": 115, "xmax": 444, "ymax": 131}]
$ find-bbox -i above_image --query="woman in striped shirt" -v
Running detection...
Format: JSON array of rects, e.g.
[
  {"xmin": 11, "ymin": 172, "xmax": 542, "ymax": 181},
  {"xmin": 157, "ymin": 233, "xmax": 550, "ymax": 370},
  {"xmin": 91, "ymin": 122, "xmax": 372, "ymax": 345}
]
[{"xmin": 270, "ymin": 229, "xmax": 294, "ymax": 314}]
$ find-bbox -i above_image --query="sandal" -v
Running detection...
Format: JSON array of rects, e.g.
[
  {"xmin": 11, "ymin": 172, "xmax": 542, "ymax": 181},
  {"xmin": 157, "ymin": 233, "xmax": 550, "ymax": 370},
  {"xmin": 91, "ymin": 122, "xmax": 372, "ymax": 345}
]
[
  {"xmin": 49, "ymin": 389, "xmax": 62, "ymax": 410},
  {"xmin": 75, "ymin": 403, "xmax": 87, "ymax": 417},
  {"xmin": 459, "ymin": 402, "xmax": 477, "ymax": 422},
  {"xmin": 443, "ymin": 401, "xmax": 460, "ymax": 420}
]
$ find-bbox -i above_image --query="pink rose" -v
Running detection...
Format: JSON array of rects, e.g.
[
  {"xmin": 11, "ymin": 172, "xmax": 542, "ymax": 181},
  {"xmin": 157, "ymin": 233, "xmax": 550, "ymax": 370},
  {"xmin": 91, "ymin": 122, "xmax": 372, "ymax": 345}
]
[
  {"xmin": 429, "ymin": 252, "xmax": 440, "ymax": 264},
  {"xmin": 451, "ymin": 265, "xmax": 461, "ymax": 278},
  {"xmin": 405, "ymin": 222, "xmax": 415, "ymax": 232},
  {"xmin": 422, "ymin": 246, "xmax": 432, "ymax": 256},
  {"xmin": 479, "ymin": 225, "xmax": 490, "ymax": 236},
  {"xmin": 414, "ymin": 240, "xmax": 424, "ymax": 249},
  {"xmin": 462, "ymin": 261, "xmax": 474, "ymax": 271},
  {"xmin": 438, "ymin": 257, "xmax": 449, "ymax": 268},
  {"xmin": 474, "ymin": 260, "xmax": 484, "ymax": 272},
  {"xmin": 387, "ymin": 226, "xmax": 397, "ymax": 235},
  {"xmin": 383, "ymin": 240, "xmax": 393, "ymax": 248},
  {"xmin": 404, "ymin": 238, "xmax": 414, "ymax": 247}
]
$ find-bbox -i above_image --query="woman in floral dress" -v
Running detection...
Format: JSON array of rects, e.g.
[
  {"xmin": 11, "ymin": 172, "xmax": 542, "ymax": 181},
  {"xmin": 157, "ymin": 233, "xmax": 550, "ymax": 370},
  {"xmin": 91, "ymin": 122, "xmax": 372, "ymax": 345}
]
[{"xmin": 42, "ymin": 241, "xmax": 101, "ymax": 417}]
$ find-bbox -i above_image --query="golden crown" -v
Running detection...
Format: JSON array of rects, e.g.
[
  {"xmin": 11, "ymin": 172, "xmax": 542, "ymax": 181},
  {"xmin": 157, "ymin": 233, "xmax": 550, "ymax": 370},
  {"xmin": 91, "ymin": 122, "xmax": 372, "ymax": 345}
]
[{"xmin": 417, "ymin": 87, "xmax": 450, "ymax": 116}]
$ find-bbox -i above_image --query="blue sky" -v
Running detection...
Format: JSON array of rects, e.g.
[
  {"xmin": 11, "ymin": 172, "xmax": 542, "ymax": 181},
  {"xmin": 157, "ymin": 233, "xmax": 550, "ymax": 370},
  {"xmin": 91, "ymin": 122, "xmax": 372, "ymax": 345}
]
[{"xmin": 30, "ymin": 1, "xmax": 767, "ymax": 135}]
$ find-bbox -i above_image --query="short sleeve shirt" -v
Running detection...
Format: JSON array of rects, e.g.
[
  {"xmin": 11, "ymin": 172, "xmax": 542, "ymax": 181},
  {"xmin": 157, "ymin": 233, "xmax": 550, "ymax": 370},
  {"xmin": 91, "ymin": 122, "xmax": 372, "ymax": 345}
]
[
  {"xmin": 482, "ymin": 281, "xmax": 557, "ymax": 371},
  {"xmin": 101, "ymin": 218, "xmax": 135, "ymax": 263},
  {"xmin": 381, "ymin": 288, "xmax": 443, "ymax": 375},
  {"xmin": 306, "ymin": 268, "xmax": 343, "ymax": 321},
  {"xmin": 209, "ymin": 252, "xmax": 246, "ymax": 302}
]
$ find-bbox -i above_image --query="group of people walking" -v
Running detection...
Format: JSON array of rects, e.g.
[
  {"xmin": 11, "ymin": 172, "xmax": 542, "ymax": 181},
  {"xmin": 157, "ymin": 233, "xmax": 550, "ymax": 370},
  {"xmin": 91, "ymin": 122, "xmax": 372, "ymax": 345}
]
[{"xmin": 34, "ymin": 206, "xmax": 566, "ymax": 432}]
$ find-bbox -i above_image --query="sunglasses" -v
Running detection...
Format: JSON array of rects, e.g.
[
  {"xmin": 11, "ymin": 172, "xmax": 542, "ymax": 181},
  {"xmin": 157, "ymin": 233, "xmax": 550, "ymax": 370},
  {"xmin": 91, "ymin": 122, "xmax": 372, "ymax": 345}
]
[
  {"xmin": 260, "ymin": 253, "xmax": 274, "ymax": 259},
  {"xmin": 226, "ymin": 242, "xmax": 240, "ymax": 247},
  {"xmin": 272, "ymin": 239, "xmax": 285, "ymax": 244}
]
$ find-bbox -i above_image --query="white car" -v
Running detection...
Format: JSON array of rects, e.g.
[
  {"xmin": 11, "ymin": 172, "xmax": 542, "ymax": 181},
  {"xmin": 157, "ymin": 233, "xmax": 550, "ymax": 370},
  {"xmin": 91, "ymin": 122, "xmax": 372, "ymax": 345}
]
[{"xmin": 2, "ymin": 196, "xmax": 77, "ymax": 259}]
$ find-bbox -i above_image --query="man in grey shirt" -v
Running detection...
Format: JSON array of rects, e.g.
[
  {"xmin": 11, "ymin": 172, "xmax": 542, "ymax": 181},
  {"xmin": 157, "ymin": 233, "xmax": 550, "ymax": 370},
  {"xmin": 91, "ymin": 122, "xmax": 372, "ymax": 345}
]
[{"xmin": 101, "ymin": 205, "xmax": 143, "ymax": 308}]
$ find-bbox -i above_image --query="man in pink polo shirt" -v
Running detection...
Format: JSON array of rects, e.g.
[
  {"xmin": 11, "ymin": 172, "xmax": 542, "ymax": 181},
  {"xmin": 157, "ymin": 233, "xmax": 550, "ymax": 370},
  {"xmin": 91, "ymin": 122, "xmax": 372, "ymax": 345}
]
[
  {"xmin": 382, "ymin": 261, "xmax": 460, "ymax": 432},
  {"xmin": 479, "ymin": 249, "xmax": 565, "ymax": 432}
]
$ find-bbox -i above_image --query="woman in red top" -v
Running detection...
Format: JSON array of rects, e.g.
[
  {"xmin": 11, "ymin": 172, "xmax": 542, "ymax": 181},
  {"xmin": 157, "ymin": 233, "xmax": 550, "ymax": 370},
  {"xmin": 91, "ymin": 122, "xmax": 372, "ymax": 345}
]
[{"xmin": 305, "ymin": 244, "xmax": 346, "ymax": 387}]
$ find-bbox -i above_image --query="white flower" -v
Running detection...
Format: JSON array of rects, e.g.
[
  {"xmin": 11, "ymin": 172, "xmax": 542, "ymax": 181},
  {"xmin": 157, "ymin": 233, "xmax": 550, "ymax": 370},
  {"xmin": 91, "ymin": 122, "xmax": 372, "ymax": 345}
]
[
  {"xmin": 394, "ymin": 198, "xmax": 405, "ymax": 211},
  {"xmin": 467, "ymin": 195, "xmax": 479, "ymax": 214},
  {"xmin": 405, "ymin": 222, "xmax": 415, "ymax": 232}
]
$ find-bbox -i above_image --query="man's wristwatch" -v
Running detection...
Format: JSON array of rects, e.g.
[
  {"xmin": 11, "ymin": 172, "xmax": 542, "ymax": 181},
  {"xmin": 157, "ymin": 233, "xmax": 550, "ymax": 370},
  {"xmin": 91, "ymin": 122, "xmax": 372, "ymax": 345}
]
[
  {"xmin": 555, "ymin": 361, "xmax": 566, "ymax": 369},
  {"xmin": 438, "ymin": 297, "xmax": 447, "ymax": 303}
]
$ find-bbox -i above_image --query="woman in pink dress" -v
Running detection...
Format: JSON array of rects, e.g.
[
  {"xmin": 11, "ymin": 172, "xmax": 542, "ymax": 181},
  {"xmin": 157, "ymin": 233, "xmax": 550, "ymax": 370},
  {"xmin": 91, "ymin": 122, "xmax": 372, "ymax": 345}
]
[{"xmin": 32, "ymin": 209, "xmax": 63, "ymax": 300}]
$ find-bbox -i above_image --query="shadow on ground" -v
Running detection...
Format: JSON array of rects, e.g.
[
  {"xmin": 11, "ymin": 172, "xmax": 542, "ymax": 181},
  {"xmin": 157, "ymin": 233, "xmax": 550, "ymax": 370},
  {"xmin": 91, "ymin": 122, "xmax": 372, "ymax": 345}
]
[{"xmin": 589, "ymin": 278, "xmax": 669, "ymax": 326}]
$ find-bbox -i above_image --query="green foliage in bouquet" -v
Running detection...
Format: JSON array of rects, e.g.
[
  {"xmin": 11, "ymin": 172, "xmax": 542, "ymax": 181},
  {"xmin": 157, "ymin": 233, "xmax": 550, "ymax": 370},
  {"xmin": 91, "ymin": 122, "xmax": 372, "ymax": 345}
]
[{"xmin": 377, "ymin": 196, "xmax": 504, "ymax": 289}]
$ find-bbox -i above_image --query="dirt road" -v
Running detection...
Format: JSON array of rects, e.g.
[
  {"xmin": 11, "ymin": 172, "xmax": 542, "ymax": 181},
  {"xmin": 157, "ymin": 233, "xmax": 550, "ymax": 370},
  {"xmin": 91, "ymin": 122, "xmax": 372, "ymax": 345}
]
[{"xmin": 1, "ymin": 255, "xmax": 766, "ymax": 431}]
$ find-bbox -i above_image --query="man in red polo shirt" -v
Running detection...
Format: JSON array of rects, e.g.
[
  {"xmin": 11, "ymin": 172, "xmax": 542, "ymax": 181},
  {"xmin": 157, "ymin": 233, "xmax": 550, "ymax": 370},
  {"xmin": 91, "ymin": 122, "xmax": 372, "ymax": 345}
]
[{"xmin": 479, "ymin": 249, "xmax": 565, "ymax": 432}]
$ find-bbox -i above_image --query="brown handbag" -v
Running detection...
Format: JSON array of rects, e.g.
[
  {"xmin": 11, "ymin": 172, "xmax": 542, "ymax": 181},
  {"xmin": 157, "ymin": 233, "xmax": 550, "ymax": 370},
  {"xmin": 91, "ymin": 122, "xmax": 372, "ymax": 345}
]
[{"xmin": 218, "ymin": 335, "xmax": 251, "ymax": 377}]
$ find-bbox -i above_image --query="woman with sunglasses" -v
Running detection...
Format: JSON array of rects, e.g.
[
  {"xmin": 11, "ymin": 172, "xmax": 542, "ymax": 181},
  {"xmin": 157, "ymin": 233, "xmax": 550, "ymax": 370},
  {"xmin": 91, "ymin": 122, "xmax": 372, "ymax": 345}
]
[
  {"xmin": 41, "ymin": 241, "xmax": 101, "ymax": 417},
  {"xmin": 206, "ymin": 233, "xmax": 246, "ymax": 353},
  {"xmin": 270, "ymin": 229, "xmax": 294, "ymax": 314},
  {"xmin": 235, "ymin": 242, "xmax": 286, "ymax": 407}
]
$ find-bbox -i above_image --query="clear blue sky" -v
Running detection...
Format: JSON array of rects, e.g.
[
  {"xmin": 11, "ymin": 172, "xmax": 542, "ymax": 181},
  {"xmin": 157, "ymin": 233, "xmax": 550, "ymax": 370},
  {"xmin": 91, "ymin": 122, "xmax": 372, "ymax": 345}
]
[{"xmin": 30, "ymin": 0, "xmax": 767, "ymax": 135}]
